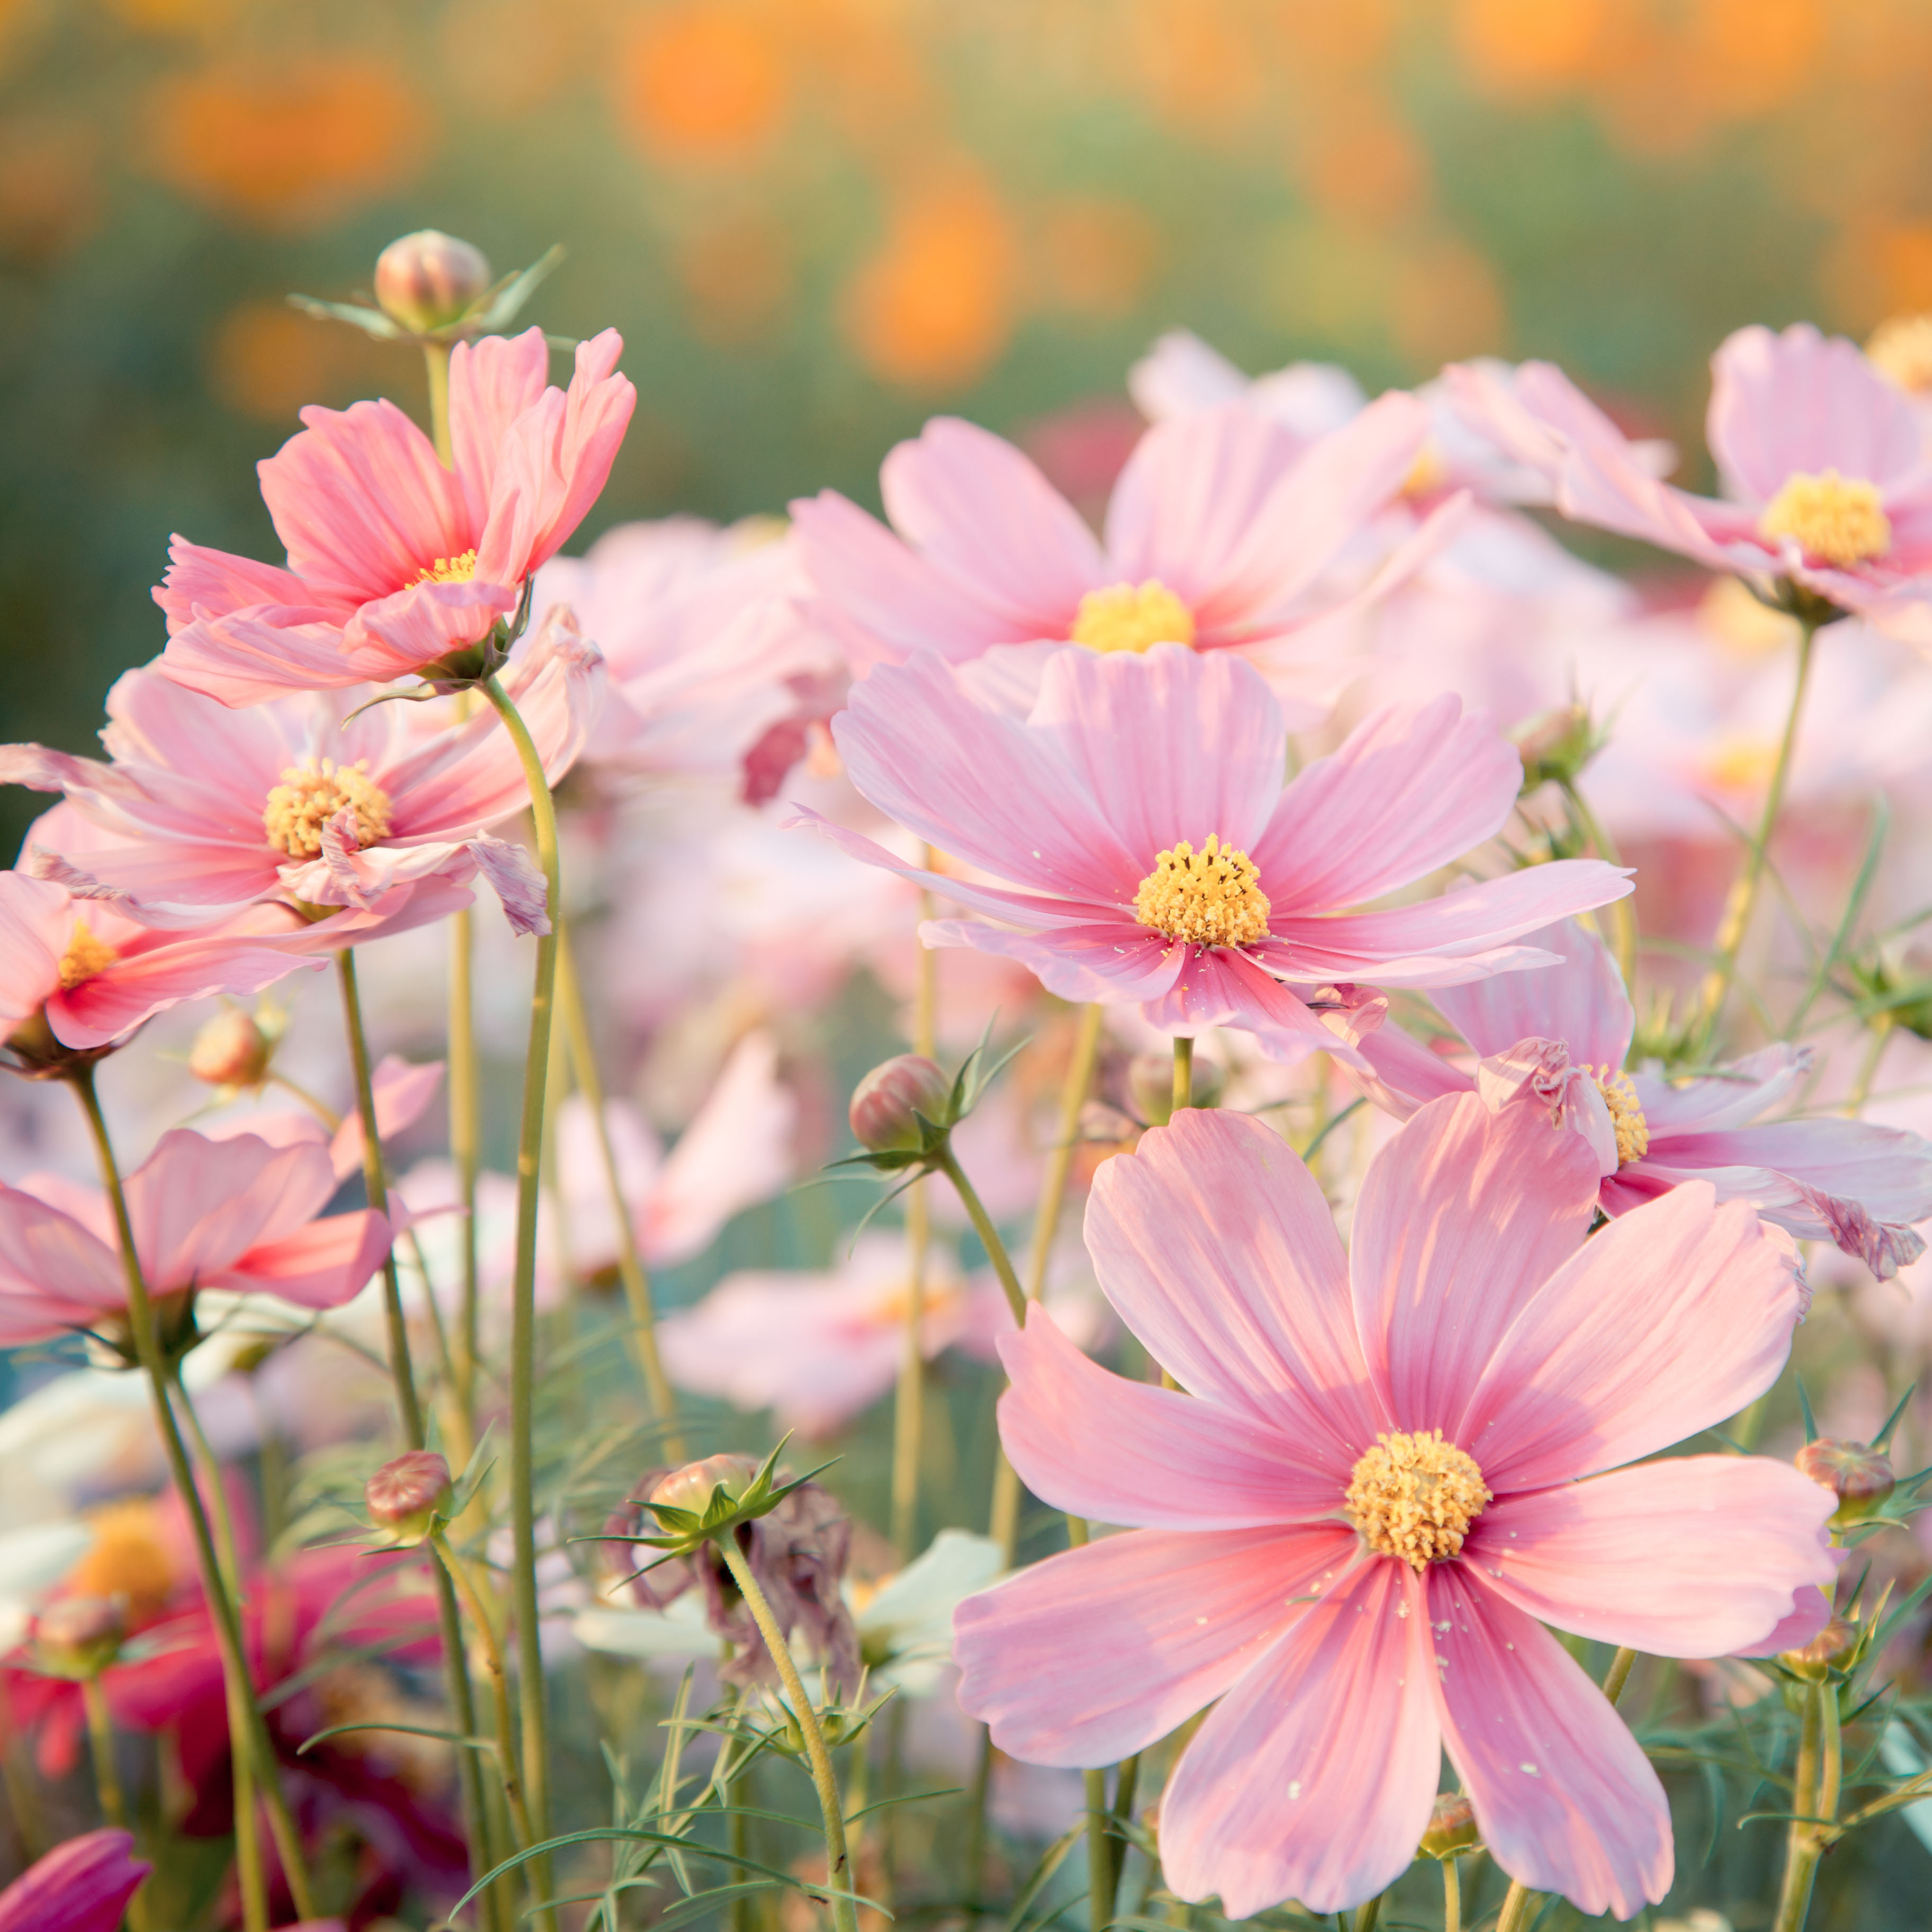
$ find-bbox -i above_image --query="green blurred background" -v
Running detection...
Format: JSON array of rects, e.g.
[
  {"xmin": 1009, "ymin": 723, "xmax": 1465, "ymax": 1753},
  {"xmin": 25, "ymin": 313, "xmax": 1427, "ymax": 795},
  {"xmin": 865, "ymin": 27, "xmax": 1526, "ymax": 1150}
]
[{"xmin": 2, "ymin": 0, "xmax": 1927, "ymax": 853}]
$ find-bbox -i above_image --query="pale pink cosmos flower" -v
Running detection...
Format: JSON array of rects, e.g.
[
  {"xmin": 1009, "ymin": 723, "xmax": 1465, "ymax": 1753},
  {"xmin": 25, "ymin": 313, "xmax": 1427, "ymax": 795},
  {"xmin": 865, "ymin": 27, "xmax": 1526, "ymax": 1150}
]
[
  {"xmin": 1330, "ymin": 919, "xmax": 1932, "ymax": 1279},
  {"xmin": 155, "ymin": 327, "xmax": 635, "ymax": 706},
  {"xmin": 791, "ymin": 643, "xmax": 1633, "ymax": 1061},
  {"xmin": 954, "ymin": 1101, "xmax": 1836, "ymax": 1918},
  {"xmin": 0, "ymin": 1126, "xmax": 393, "ymax": 1347},
  {"xmin": 1448, "ymin": 325, "xmax": 1932, "ymax": 640},
  {"xmin": 791, "ymin": 396, "xmax": 1464, "ymax": 724},
  {"xmin": 0, "ymin": 1829, "xmax": 150, "ymax": 1932},
  {"xmin": 208, "ymin": 1052, "xmax": 444, "ymax": 1185},
  {"xmin": 5, "ymin": 614, "xmax": 599, "ymax": 936}
]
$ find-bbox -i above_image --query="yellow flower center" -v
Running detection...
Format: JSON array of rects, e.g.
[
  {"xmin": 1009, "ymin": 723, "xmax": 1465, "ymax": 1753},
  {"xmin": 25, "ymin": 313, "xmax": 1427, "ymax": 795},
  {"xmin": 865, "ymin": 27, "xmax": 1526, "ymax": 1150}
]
[
  {"xmin": 1070, "ymin": 579, "xmax": 1196, "ymax": 655},
  {"xmin": 414, "ymin": 549, "xmax": 478, "ymax": 586},
  {"xmin": 1867, "ymin": 314, "xmax": 1932, "ymax": 395},
  {"xmin": 1133, "ymin": 835, "xmax": 1271, "ymax": 949},
  {"xmin": 1593, "ymin": 1067, "xmax": 1649, "ymax": 1166},
  {"xmin": 1704, "ymin": 732, "xmax": 1779, "ymax": 796},
  {"xmin": 263, "ymin": 758, "xmax": 395, "ymax": 860},
  {"xmin": 1757, "ymin": 470, "xmax": 1891, "ymax": 567},
  {"xmin": 1401, "ymin": 437, "xmax": 1447, "ymax": 498},
  {"xmin": 67, "ymin": 1499, "xmax": 175, "ymax": 1620},
  {"xmin": 58, "ymin": 921, "xmax": 118, "ymax": 991},
  {"xmin": 1345, "ymin": 1429, "xmax": 1491, "ymax": 1571}
]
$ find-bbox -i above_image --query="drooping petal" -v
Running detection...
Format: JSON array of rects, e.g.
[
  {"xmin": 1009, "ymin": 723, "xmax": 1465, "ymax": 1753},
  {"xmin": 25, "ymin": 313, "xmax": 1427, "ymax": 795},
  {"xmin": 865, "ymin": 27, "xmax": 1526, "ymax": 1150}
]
[
  {"xmin": 1085, "ymin": 1108, "xmax": 1382, "ymax": 1468},
  {"xmin": 953, "ymin": 1524, "xmax": 1356, "ymax": 1768},
  {"xmin": 1428, "ymin": 1566, "xmax": 1671, "ymax": 1920},
  {"xmin": 1466, "ymin": 1457, "xmax": 1838, "ymax": 1657},
  {"xmin": 1160, "ymin": 1558, "xmax": 1439, "ymax": 1919},
  {"xmin": 994, "ymin": 1307, "xmax": 1337, "ymax": 1528},
  {"xmin": 1350, "ymin": 1093, "xmax": 1600, "ymax": 1439},
  {"xmin": 203, "ymin": 1208, "xmax": 393, "ymax": 1309},
  {"xmin": 1459, "ymin": 1182, "xmax": 1806, "ymax": 1490},
  {"xmin": 1430, "ymin": 918, "xmax": 1634, "ymax": 1069},
  {"xmin": 918, "ymin": 915, "xmax": 1187, "ymax": 1002},
  {"xmin": 471, "ymin": 835, "xmax": 551, "ymax": 935},
  {"xmin": 1138, "ymin": 946, "xmax": 1361, "ymax": 1063},
  {"xmin": 0, "ymin": 1827, "xmax": 150, "ymax": 1932}
]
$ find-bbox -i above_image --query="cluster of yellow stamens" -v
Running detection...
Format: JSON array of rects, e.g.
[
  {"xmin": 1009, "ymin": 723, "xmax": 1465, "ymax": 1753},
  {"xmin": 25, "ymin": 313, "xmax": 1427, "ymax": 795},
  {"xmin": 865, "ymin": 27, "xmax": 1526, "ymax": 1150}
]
[
  {"xmin": 1133, "ymin": 835, "xmax": 1271, "ymax": 948},
  {"xmin": 1070, "ymin": 579, "xmax": 1196, "ymax": 655},
  {"xmin": 263, "ymin": 758, "xmax": 395, "ymax": 860},
  {"xmin": 1757, "ymin": 470, "xmax": 1891, "ymax": 567},
  {"xmin": 67, "ymin": 1499, "xmax": 175, "ymax": 1618},
  {"xmin": 414, "ymin": 548, "xmax": 478, "ymax": 586},
  {"xmin": 1345, "ymin": 1429, "xmax": 1491, "ymax": 1571},
  {"xmin": 1591, "ymin": 1067, "xmax": 1650, "ymax": 1166},
  {"xmin": 58, "ymin": 920, "xmax": 118, "ymax": 991}
]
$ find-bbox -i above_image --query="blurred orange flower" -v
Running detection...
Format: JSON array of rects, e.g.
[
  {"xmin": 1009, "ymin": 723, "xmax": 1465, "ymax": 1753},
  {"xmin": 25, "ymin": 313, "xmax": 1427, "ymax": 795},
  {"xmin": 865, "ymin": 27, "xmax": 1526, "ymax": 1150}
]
[
  {"xmin": 143, "ymin": 55, "xmax": 433, "ymax": 232},
  {"xmin": 207, "ymin": 300, "xmax": 402, "ymax": 425},
  {"xmin": 1454, "ymin": 0, "xmax": 1607, "ymax": 96},
  {"xmin": 0, "ymin": 112, "xmax": 99, "ymax": 266},
  {"xmin": 618, "ymin": 1, "xmax": 790, "ymax": 166},
  {"xmin": 1034, "ymin": 195, "xmax": 1159, "ymax": 322}
]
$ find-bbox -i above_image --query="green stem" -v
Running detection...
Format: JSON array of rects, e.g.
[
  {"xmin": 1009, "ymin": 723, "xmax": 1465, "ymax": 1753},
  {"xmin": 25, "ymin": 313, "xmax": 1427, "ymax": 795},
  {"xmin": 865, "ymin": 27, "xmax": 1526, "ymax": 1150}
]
[
  {"xmin": 1696, "ymin": 617, "xmax": 1818, "ymax": 1041},
  {"xmin": 1349, "ymin": 1897, "xmax": 1381, "ymax": 1932},
  {"xmin": 67, "ymin": 1069, "xmax": 310, "ymax": 1927},
  {"xmin": 1773, "ymin": 1681, "xmax": 1840, "ymax": 1932},
  {"xmin": 1084, "ymin": 1766, "xmax": 1112, "ymax": 1931},
  {"xmin": 1560, "ymin": 777, "xmax": 1638, "ymax": 989},
  {"xmin": 431, "ymin": 1533, "xmax": 535, "ymax": 1856},
  {"xmin": 935, "ymin": 1146, "xmax": 1025, "ymax": 1324},
  {"xmin": 1845, "ymin": 1019, "xmax": 1892, "ymax": 1116},
  {"xmin": 1601, "ymin": 1645, "xmax": 1637, "ymax": 1707},
  {"xmin": 1171, "ymin": 1036, "xmax": 1193, "ymax": 1115},
  {"xmin": 556, "ymin": 916, "xmax": 681, "ymax": 1452},
  {"xmin": 1442, "ymin": 1857, "xmax": 1461, "ymax": 1932},
  {"xmin": 424, "ymin": 341, "xmax": 454, "ymax": 467},
  {"xmin": 479, "ymin": 670, "xmax": 562, "ymax": 1883},
  {"xmin": 892, "ymin": 905, "xmax": 939, "ymax": 1562},
  {"xmin": 450, "ymin": 896, "xmax": 481, "ymax": 1437},
  {"xmin": 715, "ymin": 1537, "xmax": 859, "ymax": 1932},
  {"xmin": 336, "ymin": 949, "xmax": 424, "ymax": 1446},
  {"xmin": 81, "ymin": 1678, "xmax": 146, "ymax": 1932}
]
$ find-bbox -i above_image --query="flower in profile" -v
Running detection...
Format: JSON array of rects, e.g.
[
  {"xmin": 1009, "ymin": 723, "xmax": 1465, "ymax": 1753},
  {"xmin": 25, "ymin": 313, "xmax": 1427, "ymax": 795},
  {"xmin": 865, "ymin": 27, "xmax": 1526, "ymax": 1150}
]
[
  {"xmin": 953, "ymin": 1102, "xmax": 1836, "ymax": 1917},
  {"xmin": 791, "ymin": 643, "xmax": 1631, "ymax": 1061},
  {"xmin": 1328, "ymin": 918, "xmax": 1932, "ymax": 1278},
  {"xmin": 154, "ymin": 327, "xmax": 634, "ymax": 706},
  {"xmin": 791, "ymin": 396, "xmax": 1463, "ymax": 720},
  {"xmin": 1448, "ymin": 325, "xmax": 1932, "ymax": 638},
  {"xmin": 0, "ymin": 1828, "xmax": 149, "ymax": 1932},
  {"xmin": 6, "ymin": 616, "xmax": 600, "ymax": 935},
  {"xmin": 0, "ymin": 1126, "xmax": 393, "ymax": 1357}
]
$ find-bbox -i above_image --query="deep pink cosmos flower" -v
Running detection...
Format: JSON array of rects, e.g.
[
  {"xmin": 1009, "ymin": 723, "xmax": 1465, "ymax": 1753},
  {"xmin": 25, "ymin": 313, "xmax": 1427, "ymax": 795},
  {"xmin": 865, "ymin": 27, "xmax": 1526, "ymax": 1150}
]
[
  {"xmin": 953, "ymin": 1102, "xmax": 1836, "ymax": 1917},
  {"xmin": 790, "ymin": 643, "xmax": 1632, "ymax": 1061},
  {"xmin": 155, "ymin": 328, "xmax": 634, "ymax": 706},
  {"xmin": 4, "ymin": 614, "xmax": 600, "ymax": 936},
  {"xmin": 790, "ymin": 398, "xmax": 1463, "ymax": 722},
  {"xmin": 0, "ymin": 1829, "xmax": 149, "ymax": 1932},
  {"xmin": 0, "ymin": 1126, "xmax": 392, "ymax": 1348},
  {"xmin": 1448, "ymin": 325, "xmax": 1932, "ymax": 639},
  {"xmin": 1329, "ymin": 918, "xmax": 1932, "ymax": 1279}
]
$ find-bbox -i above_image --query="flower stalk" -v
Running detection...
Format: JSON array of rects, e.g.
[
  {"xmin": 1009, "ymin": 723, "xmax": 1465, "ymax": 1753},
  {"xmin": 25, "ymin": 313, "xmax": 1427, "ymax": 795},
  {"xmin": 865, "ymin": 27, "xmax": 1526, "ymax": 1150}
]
[
  {"xmin": 1772, "ymin": 1679, "xmax": 1843, "ymax": 1932},
  {"xmin": 893, "ymin": 908, "xmax": 938, "ymax": 1560}
]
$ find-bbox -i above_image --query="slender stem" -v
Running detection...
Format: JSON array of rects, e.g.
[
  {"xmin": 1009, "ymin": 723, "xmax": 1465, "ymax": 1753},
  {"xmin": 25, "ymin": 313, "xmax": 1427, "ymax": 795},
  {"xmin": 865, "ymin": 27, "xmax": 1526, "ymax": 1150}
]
[
  {"xmin": 432, "ymin": 1534, "xmax": 535, "ymax": 1854},
  {"xmin": 1084, "ymin": 1766, "xmax": 1112, "ymax": 1931},
  {"xmin": 1696, "ymin": 617, "xmax": 1819, "ymax": 1040},
  {"xmin": 267, "ymin": 1071, "xmax": 339, "ymax": 1128},
  {"xmin": 892, "ymin": 901, "xmax": 939, "ymax": 1561},
  {"xmin": 1773, "ymin": 1681, "xmax": 1840, "ymax": 1932},
  {"xmin": 935, "ymin": 1147, "xmax": 1025, "ymax": 1323},
  {"xmin": 0, "ymin": 1678, "xmax": 47, "ymax": 1862},
  {"xmin": 1602, "ymin": 1645, "xmax": 1637, "ymax": 1707},
  {"xmin": 556, "ymin": 917, "xmax": 681, "ymax": 1450},
  {"xmin": 337, "ymin": 950, "xmax": 425, "ymax": 1446},
  {"xmin": 66, "ymin": 1069, "xmax": 313, "ymax": 1928},
  {"xmin": 1349, "ymin": 1897, "xmax": 1381, "ymax": 1932},
  {"xmin": 1171, "ymin": 1036, "xmax": 1193, "ymax": 1115},
  {"xmin": 424, "ymin": 341, "xmax": 454, "ymax": 467},
  {"xmin": 432, "ymin": 1560, "xmax": 510, "ymax": 1932},
  {"xmin": 80, "ymin": 1676, "xmax": 126, "ymax": 1828},
  {"xmin": 1845, "ymin": 1019, "xmax": 1892, "ymax": 1116},
  {"xmin": 478, "ymin": 672, "xmax": 562, "ymax": 1875},
  {"xmin": 715, "ymin": 1536, "xmax": 859, "ymax": 1932},
  {"xmin": 450, "ymin": 895, "xmax": 481, "ymax": 1436},
  {"xmin": 1443, "ymin": 1857, "xmax": 1461, "ymax": 1932},
  {"xmin": 1560, "ymin": 779, "xmax": 1637, "ymax": 989}
]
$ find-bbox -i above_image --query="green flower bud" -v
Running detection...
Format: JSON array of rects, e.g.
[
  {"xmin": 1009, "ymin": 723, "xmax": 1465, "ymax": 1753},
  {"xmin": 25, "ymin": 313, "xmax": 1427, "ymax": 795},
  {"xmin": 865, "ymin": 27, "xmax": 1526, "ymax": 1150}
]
[{"xmin": 374, "ymin": 230, "xmax": 493, "ymax": 335}]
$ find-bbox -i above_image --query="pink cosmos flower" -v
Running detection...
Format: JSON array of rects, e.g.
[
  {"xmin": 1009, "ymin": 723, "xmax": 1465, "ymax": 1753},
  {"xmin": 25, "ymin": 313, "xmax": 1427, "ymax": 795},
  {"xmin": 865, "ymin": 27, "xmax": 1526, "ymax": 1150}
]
[
  {"xmin": 954, "ymin": 1101, "xmax": 1837, "ymax": 1917},
  {"xmin": 790, "ymin": 397, "xmax": 1463, "ymax": 723},
  {"xmin": 0, "ymin": 1125, "xmax": 392, "ymax": 1347},
  {"xmin": 210, "ymin": 1052, "xmax": 445, "ymax": 1184},
  {"xmin": 791, "ymin": 643, "xmax": 1633, "ymax": 1062},
  {"xmin": 1329, "ymin": 918, "xmax": 1932, "ymax": 1279},
  {"xmin": 0, "ymin": 1829, "xmax": 149, "ymax": 1932},
  {"xmin": 155, "ymin": 327, "xmax": 635, "ymax": 707},
  {"xmin": 0, "ymin": 870, "xmax": 318, "ymax": 1057},
  {"xmin": 1448, "ymin": 325, "xmax": 1932, "ymax": 640},
  {"xmin": 5, "ymin": 614, "xmax": 598, "ymax": 936}
]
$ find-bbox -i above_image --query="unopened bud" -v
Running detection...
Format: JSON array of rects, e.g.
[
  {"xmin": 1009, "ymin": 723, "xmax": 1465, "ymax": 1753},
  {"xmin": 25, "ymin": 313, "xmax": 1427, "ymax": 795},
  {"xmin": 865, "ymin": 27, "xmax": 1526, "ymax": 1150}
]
[
  {"xmin": 1511, "ymin": 703, "xmax": 1599, "ymax": 791},
  {"xmin": 365, "ymin": 1450, "xmax": 452, "ymax": 1543},
  {"xmin": 1417, "ymin": 1791, "xmax": 1479, "ymax": 1860},
  {"xmin": 189, "ymin": 1008, "xmax": 271, "ymax": 1088},
  {"xmin": 1779, "ymin": 1616, "xmax": 1859, "ymax": 1683},
  {"xmin": 1126, "ymin": 1051, "xmax": 1224, "ymax": 1126},
  {"xmin": 1794, "ymin": 1437, "xmax": 1895, "ymax": 1525},
  {"xmin": 33, "ymin": 1595, "xmax": 128, "ymax": 1678},
  {"xmin": 650, "ymin": 1453, "xmax": 759, "ymax": 1519},
  {"xmin": 849, "ymin": 1056, "xmax": 950, "ymax": 1153},
  {"xmin": 373, "ymin": 230, "xmax": 492, "ymax": 335}
]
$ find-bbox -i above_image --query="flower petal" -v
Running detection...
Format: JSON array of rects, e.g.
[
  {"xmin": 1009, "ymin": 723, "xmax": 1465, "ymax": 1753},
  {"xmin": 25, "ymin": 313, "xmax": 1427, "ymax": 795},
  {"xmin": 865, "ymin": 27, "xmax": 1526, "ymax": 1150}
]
[
  {"xmin": 203, "ymin": 1208, "xmax": 394, "ymax": 1310},
  {"xmin": 1430, "ymin": 918, "xmax": 1634, "ymax": 1069}
]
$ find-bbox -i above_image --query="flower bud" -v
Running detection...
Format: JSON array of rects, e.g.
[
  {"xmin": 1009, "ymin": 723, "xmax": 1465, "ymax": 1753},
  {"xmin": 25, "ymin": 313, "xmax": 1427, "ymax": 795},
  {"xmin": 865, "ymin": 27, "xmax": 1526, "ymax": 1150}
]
[
  {"xmin": 1126, "ymin": 1050, "xmax": 1224, "ymax": 1126},
  {"xmin": 365, "ymin": 1450, "xmax": 453, "ymax": 1543},
  {"xmin": 373, "ymin": 230, "xmax": 492, "ymax": 335},
  {"xmin": 188, "ymin": 1007, "xmax": 271, "ymax": 1088},
  {"xmin": 1794, "ymin": 1437, "xmax": 1895, "ymax": 1525},
  {"xmin": 1418, "ymin": 1791, "xmax": 1479, "ymax": 1859},
  {"xmin": 1510, "ymin": 703, "xmax": 1600, "ymax": 791},
  {"xmin": 849, "ymin": 1056, "xmax": 950, "ymax": 1153},
  {"xmin": 650, "ymin": 1453, "xmax": 759, "ymax": 1519},
  {"xmin": 33, "ymin": 1594, "xmax": 128, "ymax": 1678},
  {"xmin": 1779, "ymin": 1616, "xmax": 1859, "ymax": 1684}
]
